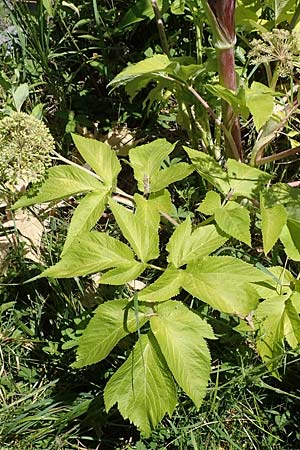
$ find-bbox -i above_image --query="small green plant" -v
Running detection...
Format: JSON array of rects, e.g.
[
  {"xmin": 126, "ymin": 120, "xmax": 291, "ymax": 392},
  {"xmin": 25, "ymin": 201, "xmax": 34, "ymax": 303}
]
[{"xmin": 12, "ymin": 132, "xmax": 300, "ymax": 436}]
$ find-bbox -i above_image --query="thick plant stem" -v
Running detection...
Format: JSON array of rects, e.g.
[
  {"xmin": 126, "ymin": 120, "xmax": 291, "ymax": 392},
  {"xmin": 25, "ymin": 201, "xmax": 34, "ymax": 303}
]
[
  {"xmin": 151, "ymin": 0, "xmax": 170, "ymax": 57},
  {"xmin": 217, "ymin": 46, "xmax": 242, "ymax": 160},
  {"xmin": 202, "ymin": 0, "xmax": 242, "ymax": 160}
]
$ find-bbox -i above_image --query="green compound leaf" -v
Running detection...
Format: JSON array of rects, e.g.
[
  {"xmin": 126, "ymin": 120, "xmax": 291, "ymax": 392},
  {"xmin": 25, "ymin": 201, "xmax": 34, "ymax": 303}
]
[
  {"xmin": 150, "ymin": 301, "xmax": 214, "ymax": 408},
  {"xmin": 214, "ymin": 202, "xmax": 251, "ymax": 246},
  {"xmin": 72, "ymin": 134, "xmax": 121, "ymax": 188},
  {"xmin": 73, "ymin": 299, "xmax": 149, "ymax": 368},
  {"xmin": 41, "ymin": 231, "xmax": 136, "ymax": 278},
  {"xmin": 12, "ymin": 165, "xmax": 103, "ymax": 209},
  {"xmin": 166, "ymin": 217, "xmax": 227, "ymax": 268},
  {"xmin": 104, "ymin": 332, "xmax": 177, "ymax": 437},
  {"xmin": 62, "ymin": 189, "xmax": 108, "ymax": 254},
  {"xmin": 198, "ymin": 191, "xmax": 221, "ymax": 215},
  {"xmin": 110, "ymin": 194, "xmax": 160, "ymax": 263},
  {"xmin": 129, "ymin": 139, "xmax": 176, "ymax": 193},
  {"xmin": 261, "ymin": 194, "xmax": 287, "ymax": 254},
  {"xmin": 98, "ymin": 261, "xmax": 146, "ymax": 285},
  {"xmin": 138, "ymin": 265, "xmax": 183, "ymax": 302},
  {"xmin": 182, "ymin": 256, "xmax": 269, "ymax": 315}
]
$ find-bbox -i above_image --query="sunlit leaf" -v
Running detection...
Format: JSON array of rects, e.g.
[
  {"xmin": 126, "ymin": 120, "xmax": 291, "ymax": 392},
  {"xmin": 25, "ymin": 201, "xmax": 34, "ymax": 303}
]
[
  {"xmin": 104, "ymin": 333, "xmax": 177, "ymax": 436},
  {"xmin": 215, "ymin": 202, "xmax": 251, "ymax": 246},
  {"xmin": 182, "ymin": 256, "xmax": 269, "ymax": 315},
  {"xmin": 198, "ymin": 191, "xmax": 221, "ymax": 215},
  {"xmin": 72, "ymin": 134, "xmax": 121, "ymax": 188},
  {"xmin": 99, "ymin": 261, "xmax": 146, "ymax": 285},
  {"xmin": 138, "ymin": 265, "xmax": 183, "ymax": 302},
  {"xmin": 73, "ymin": 299, "xmax": 149, "ymax": 368},
  {"xmin": 62, "ymin": 189, "xmax": 108, "ymax": 254},
  {"xmin": 12, "ymin": 166, "xmax": 103, "ymax": 209},
  {"xmin": 110, "ymin": 194, "xmax": 160, "ymax": 262},
  {"xmin": 167, "ymin": 217, "xmax": 227, "ymax": 267},
  {"xmin": 261, "ymin": 193, "xmax": 287, "ymax": 254},
  {"xmin": 151, "ymin": 301, "xmax": 214, "ymax": 407},
  {"xmin": 41, "ymin": 231, "xmax": 136, "ymax": 278}
]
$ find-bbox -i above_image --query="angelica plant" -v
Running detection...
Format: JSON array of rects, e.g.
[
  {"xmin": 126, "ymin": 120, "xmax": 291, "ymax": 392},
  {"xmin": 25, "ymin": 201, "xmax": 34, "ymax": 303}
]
[{"xmin": 0, "ymin": 112, "xmax": 54, "ymax": 188}]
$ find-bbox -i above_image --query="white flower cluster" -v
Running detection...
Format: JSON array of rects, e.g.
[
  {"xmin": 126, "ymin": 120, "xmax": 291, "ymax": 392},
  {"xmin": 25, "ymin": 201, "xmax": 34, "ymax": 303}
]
[
  {"xmin": 0, "ymin": 112, "xmax": 54, "ymax": 187},
  {"xmin": 249, "ymin": 29, "xmax": 300, "ymax": 78}
]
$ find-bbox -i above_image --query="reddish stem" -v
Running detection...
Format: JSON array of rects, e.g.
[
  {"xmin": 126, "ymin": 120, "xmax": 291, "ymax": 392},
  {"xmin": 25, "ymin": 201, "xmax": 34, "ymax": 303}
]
[{"xmin": 218, "ymin": 47, "xmax": 242, "ymax": 160}]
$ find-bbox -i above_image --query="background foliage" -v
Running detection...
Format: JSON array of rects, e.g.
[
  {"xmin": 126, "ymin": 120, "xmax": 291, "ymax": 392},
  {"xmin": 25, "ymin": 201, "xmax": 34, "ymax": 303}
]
[{"xmin": 1, "ymin": 0, "xmax": 300, "ymax": 448}]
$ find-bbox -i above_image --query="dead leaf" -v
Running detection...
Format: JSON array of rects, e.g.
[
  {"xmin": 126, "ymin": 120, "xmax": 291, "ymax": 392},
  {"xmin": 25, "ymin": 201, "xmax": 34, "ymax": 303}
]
[{"xmin": 4, "ymin": 209, "xmax": 44, "ymax": 263}]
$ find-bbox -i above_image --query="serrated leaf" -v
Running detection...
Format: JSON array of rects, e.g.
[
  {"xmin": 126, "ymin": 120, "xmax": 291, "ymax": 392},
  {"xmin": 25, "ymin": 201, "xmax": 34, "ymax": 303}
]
[
  {"xmin": 261, "ymin": 194, "xmax": 287, "ymax": 254},
  {"xmin": 284, "ymin": 298, "xmax": 300, "ymax": 348},
  {"xmin": 12, "ymin": 166, "xmax": 103, "ymax": 209},
  {"xmin": 138, "ymin": 265, "xmax": 183, "ymax": 302},
  {"xmin": 129, "ymin": 139, "xmax": 176, "ymax": 193},
  {"xmin": 99, "ymin": 261, "xmax": 146, "ymax": 285},
  {"xmin": 166, "ymin": 217, "xmax": 192, "ymax": 267},
  {"xmin": 255, "ymin": 295, "xmax": 286, "ymax": 372},
  {"xmin": 246, "ymin": 82, "xmax": 274, "ymax": 131},
  {"xmin": 149, "ymin": 190, "xmax": 173, "ymax": 214},
  {"xmin": 184, "ymin": 147, "xmax": 230, "ymax": 194},
  {"xmin": 166, "ymin": 217, "xmax": 228, "ymax": 268},
  {"xmin": 62, "ymin": 189, "xmax": 108, "ymax": 254},
  {"xmin": 198, "ymin": 191, "xmax": 221, "ymax": 215},
  {"xmin": 254, "ymin": 292, "xmax": 300, "ymax": 372},
  {"xmin": 73, "ymin": 299, "xmax": 149, "ymax": 368},
  {"xmin": 182, "ymin": 256, "xmax": 269, "ymax": 315},
  {"xmin": 280, "ymin": 220, "xmax": 300, "ymax": 261},
  {"xmin": 227, "ymin": 159, "xmax": 272, "ymax": 199},
  {"xmin": 110, "ymin": 194, "xmax": 160, "ymax": 263},
  {"xmin": 41, "ymin": 231, "xmax": 135, "ymax": 278},
  {"xmin": 150, "ymin": 301, "xmax": 213, "ymax": 407},
  {"xmin": 150, "ymin": 163, "xmax": 194, "ymax": 192},
  {"xmin": 215, "ymin": 202, "xmax": 251, "ymax": 246},
  {"xmin": 104, "ymin": 333, "xmax": 177, "ymax": 436},
  {"xmin": 72, "ymin": 134, "xmax": 121, "ymax": 188}
]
